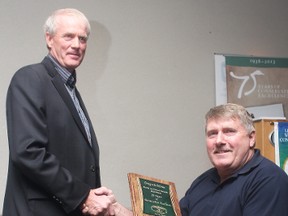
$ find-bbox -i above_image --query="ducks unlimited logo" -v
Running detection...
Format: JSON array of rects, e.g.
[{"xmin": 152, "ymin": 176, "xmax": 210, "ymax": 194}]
[{"xmin": 151, "ymin": 205, "xmax": 168, "ymax": 215}]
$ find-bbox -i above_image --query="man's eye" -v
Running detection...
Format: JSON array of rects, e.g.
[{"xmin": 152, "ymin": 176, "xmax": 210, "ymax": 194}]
[
  {"xmin": 79, "ymin": 36, "xmax": 87, "ymax": 42},
  {"xmin": 224, "ymin": 129, "xmax": 236, "ymax": 135},
  {"xmin": 207, "ymin": 131, "xmax": 217, "ymax": 137},
  {"xmin": 64, "ymin": 35, "xmax": 74, "ymax": 41}
]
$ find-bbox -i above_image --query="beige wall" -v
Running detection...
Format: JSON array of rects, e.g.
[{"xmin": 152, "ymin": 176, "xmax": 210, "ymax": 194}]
[{"xmin": 1, "ymin": 0, "xmax": 288, "ymax": 210}]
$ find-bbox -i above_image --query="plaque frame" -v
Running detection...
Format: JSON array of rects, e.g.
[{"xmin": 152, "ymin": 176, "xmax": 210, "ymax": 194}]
[{"xmin": 128, "ymin": 173, "xmax": 182, "ymax": 216}]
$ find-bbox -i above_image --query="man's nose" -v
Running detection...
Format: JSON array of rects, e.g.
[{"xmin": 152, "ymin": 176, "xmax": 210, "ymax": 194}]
[
  {"xmin": 71, "ymin": 37, "xmax": 80, "ymax": 48},
  {"xmin": 216, "ymin": 132, "xmax": 225, "ymax": 144}
]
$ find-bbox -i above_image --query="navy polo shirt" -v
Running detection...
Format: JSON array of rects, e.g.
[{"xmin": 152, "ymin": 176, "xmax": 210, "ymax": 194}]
[{"xmin": 180, "ymin": 149, "xmax": 288, "ymax": 216}]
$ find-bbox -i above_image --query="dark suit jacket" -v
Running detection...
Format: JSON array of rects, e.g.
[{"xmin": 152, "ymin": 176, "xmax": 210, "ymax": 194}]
[{"xmin": 3, "ymin": 57, "xmax": 101, "ymax": 216}]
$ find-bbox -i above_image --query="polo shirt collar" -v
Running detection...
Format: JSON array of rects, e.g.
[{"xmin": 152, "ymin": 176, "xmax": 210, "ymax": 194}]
[
  {"xmin": 236, "ymin": 149, "xmax": 263, "ymax": 176},
  {"xmin": 212, "ymin": 149, "xmax": 263, "ymax": 184}
]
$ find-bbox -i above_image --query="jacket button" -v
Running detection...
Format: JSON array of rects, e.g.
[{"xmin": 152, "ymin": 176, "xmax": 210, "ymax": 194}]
[{"xmin": 89, "ymin": 165, "xmax": 95, "ymax": 172}]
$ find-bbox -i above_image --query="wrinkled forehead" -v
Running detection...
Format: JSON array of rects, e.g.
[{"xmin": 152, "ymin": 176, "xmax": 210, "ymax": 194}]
[
  {"xmin": 55, "ymin": 14, "xmax": 82, "ymax": 26},
  {"xmin": 207, "ymin": 115, "xmax": 239, "ymax": 123},
  {"xmin": 54, "ymin": 14, "xmax": 89, "ymax": 34},
  {"xmin": 205, "ymin": 116, "xmax": 241, "ymax": 130}
]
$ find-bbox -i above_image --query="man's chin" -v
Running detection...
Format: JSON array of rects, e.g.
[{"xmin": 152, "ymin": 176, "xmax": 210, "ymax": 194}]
[
  {"xmin": 65, "ymin": 62, "xmax": 81, "ymax": 70},
  {"xmin": 213, "ymin": 158, "xmax": 232, "ymax": 168}
]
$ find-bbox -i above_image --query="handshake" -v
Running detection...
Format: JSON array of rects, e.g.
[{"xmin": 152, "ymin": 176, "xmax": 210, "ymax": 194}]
[{"xmin": 81, "ymin": 187, "xmax": 133, "ymax": 216}]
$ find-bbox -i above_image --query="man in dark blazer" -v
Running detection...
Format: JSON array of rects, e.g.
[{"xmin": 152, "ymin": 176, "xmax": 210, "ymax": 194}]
[{"xmin": 3, "ymin": 8, "xmax": 119, "ymax": 216}]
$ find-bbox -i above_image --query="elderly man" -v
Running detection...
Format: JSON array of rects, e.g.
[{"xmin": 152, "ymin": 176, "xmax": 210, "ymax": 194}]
[
  {"xmin": 3, "ymin": 8, "xmax": 131, "ymax": 216},
  {"xmin": 180, "ymin": 103, "xmax": 288, "ymax": 216}
]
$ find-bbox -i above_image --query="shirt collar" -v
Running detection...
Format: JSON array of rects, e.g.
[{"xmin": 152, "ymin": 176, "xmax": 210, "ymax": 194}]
[
  {"xmin": 211, "ymin": 149, "xmax": 263, "ymax": 184},
  {"xmin": 236, "ymin": 149, "xmax": 263, "ymax": 175},
  {"xmin": 47, "ymin": 54, "xmax": 76, "ymax": 88}
]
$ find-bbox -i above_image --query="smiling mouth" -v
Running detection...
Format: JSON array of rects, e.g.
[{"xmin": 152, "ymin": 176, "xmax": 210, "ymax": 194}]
[
  {"xmin": 68, "ymin": 54, "xmax": 81, "ymax": 60},
  {"xmin": 214, "ymin": 149, "xmax": 231, "ymax": 154},
  {"xmin": 68, "ymin": 53, "xmax": 80, "ymax": 57}
]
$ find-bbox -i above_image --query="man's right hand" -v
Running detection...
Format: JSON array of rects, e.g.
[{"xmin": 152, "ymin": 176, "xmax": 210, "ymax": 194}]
[{"xmin": 82, "ymin": 187, "xmax": 116, "ymax": 216}]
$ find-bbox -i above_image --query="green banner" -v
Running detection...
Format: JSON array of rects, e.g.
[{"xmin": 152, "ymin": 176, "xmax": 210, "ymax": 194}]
[
  {"xmin": 276, "ymin": 122, "xmax": 288, "ymax": 174},
  {"xmin": 225, "ymin": 56, "xmax": 288, "ymax": 68}
]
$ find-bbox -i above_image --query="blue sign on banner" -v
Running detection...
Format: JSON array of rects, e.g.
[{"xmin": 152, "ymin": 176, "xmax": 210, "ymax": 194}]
[{"xmin": 274, "ymin": 122, "xmax": 288, "ymax": 174}]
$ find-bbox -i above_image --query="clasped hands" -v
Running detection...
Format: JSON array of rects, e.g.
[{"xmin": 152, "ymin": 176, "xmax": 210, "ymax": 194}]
[{"xmin": 81, "ymin": 187, "xmax": 117, "ymax": 216}]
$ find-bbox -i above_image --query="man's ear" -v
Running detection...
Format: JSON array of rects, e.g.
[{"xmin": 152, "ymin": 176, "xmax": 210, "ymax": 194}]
[
  {"xmin": 45, "ymin": 32, "xmax": 53, "ymax": 49},
  {"xmin": 249, "ymin": 131, "xmax": 256, "ymax": 148}
]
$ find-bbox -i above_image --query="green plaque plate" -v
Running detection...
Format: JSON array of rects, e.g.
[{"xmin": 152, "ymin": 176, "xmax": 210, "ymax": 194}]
[{"xmin": 128, "ymin": 173, "xmax": 182, "ymax": 216}]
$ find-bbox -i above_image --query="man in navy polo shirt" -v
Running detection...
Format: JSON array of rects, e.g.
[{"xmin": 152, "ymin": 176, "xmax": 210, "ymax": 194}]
[{"xmin": 180, "ymin": 103, "xmax": 288, "ymax": 216}]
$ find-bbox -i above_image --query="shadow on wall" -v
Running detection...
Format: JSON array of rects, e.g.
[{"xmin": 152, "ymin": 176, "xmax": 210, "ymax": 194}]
[{"xmin": 79, "ymin": 20, "xmax": 111, "ymax": 82}]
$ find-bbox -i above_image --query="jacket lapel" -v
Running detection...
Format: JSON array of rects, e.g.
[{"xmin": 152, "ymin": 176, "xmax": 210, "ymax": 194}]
[
  {"xmin": 41, "ymin": 57, "xmax": 92, "ymax": 146},
  {"xmin": 75, "ymin": 89, "xmax": 98, "ymax": 148}
]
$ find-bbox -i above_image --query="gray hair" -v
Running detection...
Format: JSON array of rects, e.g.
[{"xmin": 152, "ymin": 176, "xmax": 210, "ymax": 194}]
[
  {"xmin": 43, "ymin": 8, "xmax": 91, "ymax": 37},
  {"xmin": 205, "ymin": 103, "xmax": 255, "ymax": 134}
]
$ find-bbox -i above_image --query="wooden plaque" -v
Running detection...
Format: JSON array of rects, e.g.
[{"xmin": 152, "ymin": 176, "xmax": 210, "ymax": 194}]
[{"xmin": 128, "ymin": 173, "xmax": 182, "ymax": 216}]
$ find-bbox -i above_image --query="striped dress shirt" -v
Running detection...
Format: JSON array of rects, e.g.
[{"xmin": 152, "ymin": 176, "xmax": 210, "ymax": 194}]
[{"xmin": 48, "ymin": 55, "xmax": 92, "ymax": 145}]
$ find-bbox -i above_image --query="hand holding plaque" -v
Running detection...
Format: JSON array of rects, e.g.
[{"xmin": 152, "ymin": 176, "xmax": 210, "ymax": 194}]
[{"xmin": 128, "ymin": 173, "xmax": 182, "ymax": 216}]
